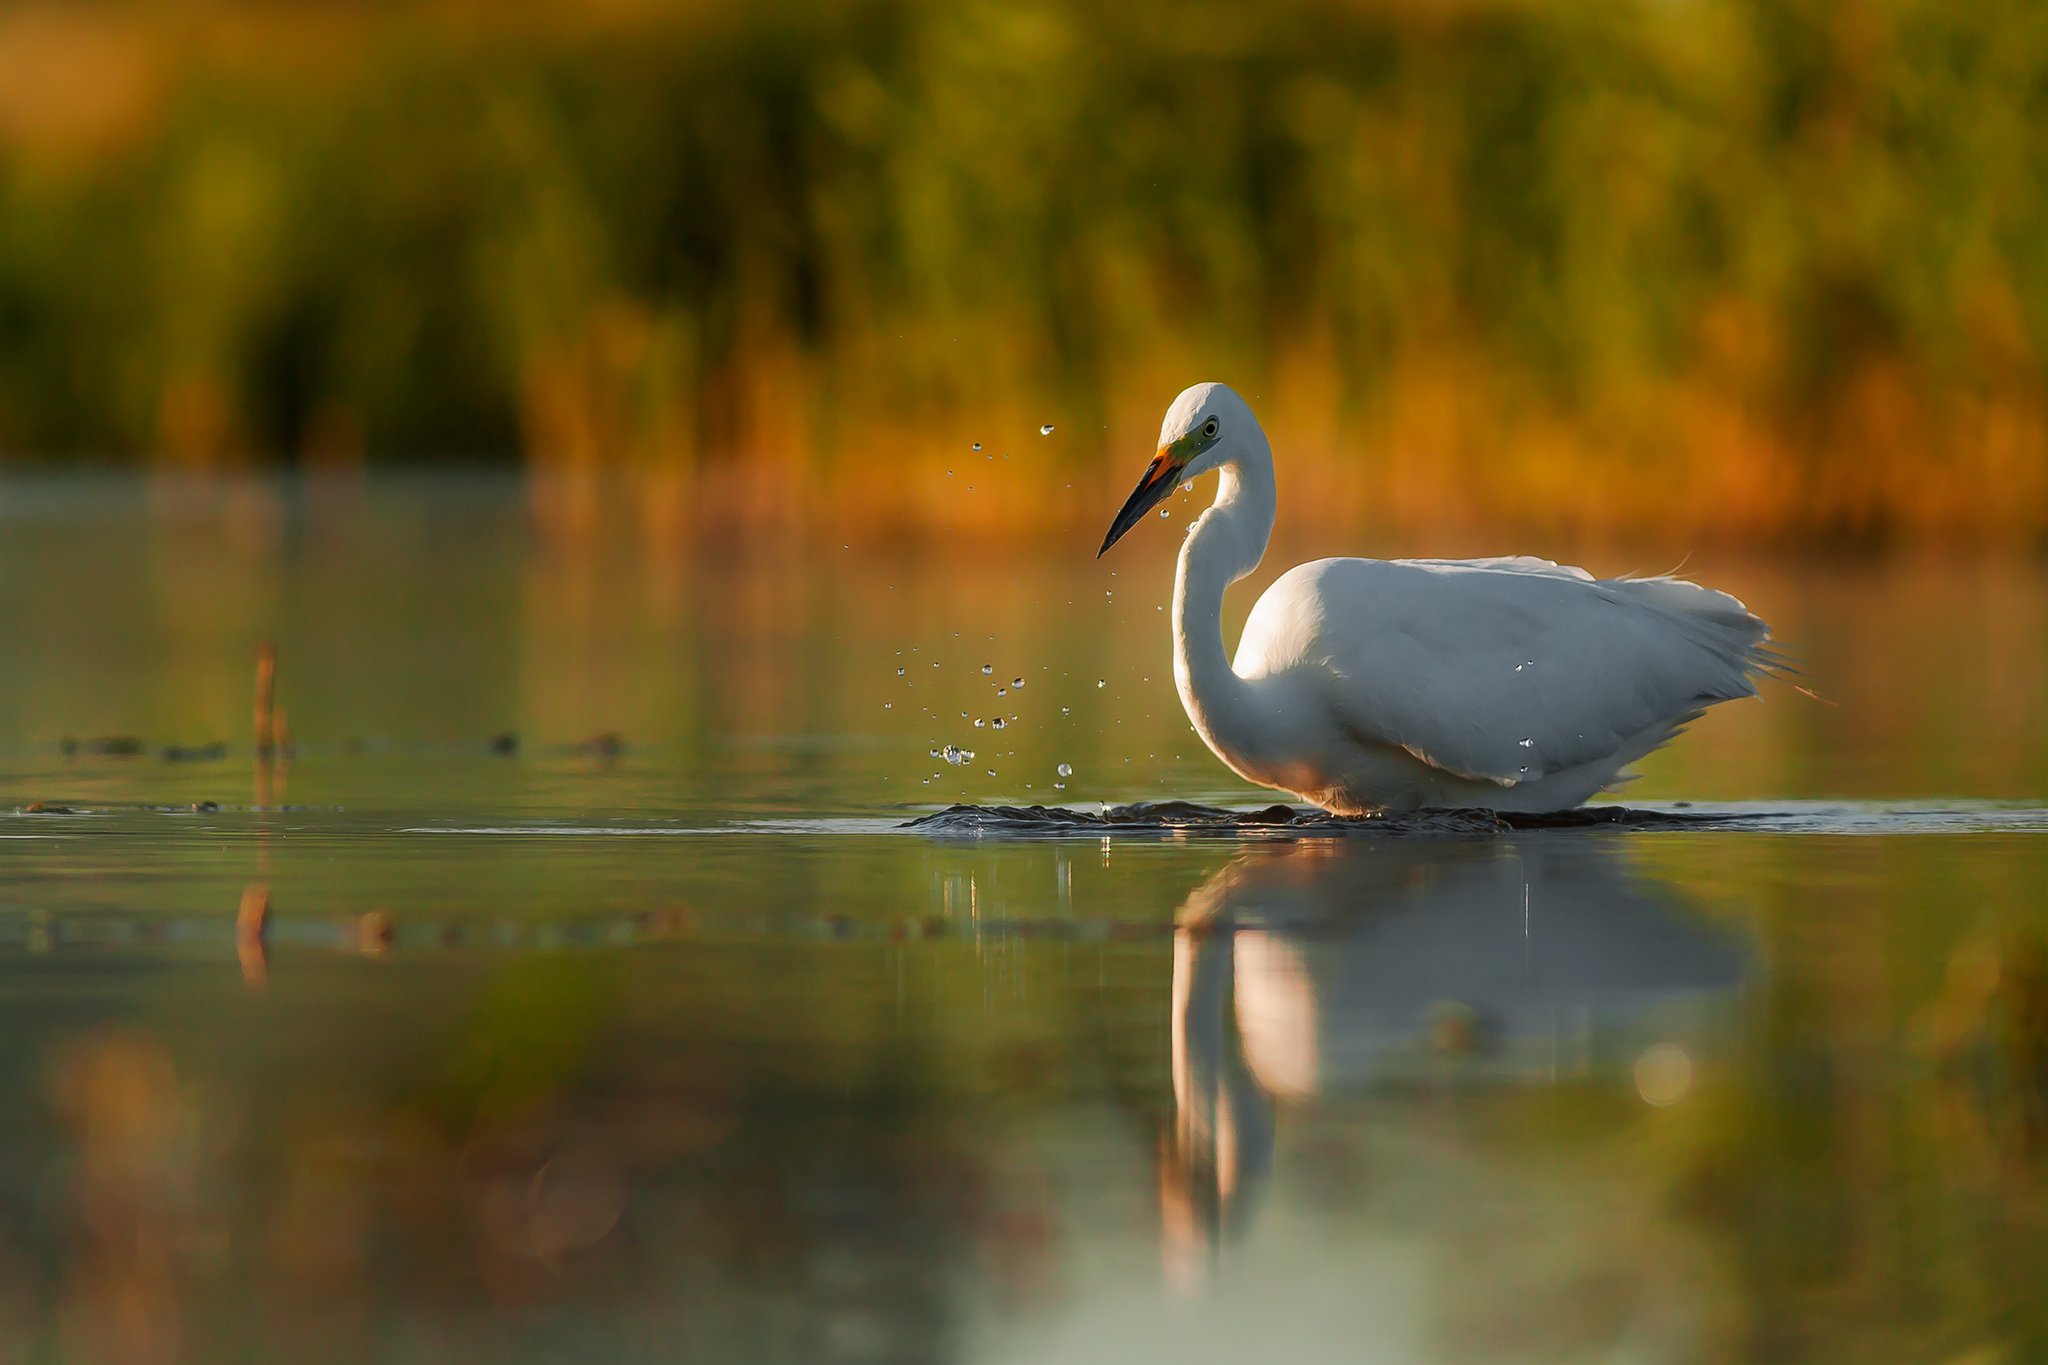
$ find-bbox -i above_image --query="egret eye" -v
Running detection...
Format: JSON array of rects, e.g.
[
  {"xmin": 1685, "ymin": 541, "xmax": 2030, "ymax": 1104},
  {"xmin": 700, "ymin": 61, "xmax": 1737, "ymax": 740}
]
[{"xmin": 1203, "ymin": 417, "xmax": 1219, "ymax": 439}]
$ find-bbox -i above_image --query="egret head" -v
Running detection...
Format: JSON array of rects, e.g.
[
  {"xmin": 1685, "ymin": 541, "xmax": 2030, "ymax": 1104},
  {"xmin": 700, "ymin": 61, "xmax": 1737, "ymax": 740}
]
[{"xmin": 1098, "ymin": 382, "xmax": 1257, "ymax": 557}]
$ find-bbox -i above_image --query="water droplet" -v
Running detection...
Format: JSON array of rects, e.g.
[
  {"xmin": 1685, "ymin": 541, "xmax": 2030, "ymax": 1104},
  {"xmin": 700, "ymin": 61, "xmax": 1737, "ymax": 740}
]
[
  {"xmin": 974, "ymin": 718, "xmax": 985, "ymax": 728},
  {"xmin": 942, "ymin": 744, "xmax": 965, "ymax": 765},
  {"xmin": 980, "ymin": 664, "xmax": 993, "ymax": 675},
  {"xmin": 1517, "ymin": 738, "xmax": 1534, "ymax": 749},
  {"xmin": 1182, "ymin": 480, "xmax": 1194, "ymax": 493},
  {"xmin": 883, "ymin": 702, "xmax": 893, "ymax": 710},
  {"xmin": 932, "ymin": 662, "xmax": 940, "ymax": 669},
  {"xmin": 1057, "ymin": 762, "xmax": 1073, "ymax": 778},
  {"xmin": 1158, "ymin": 508, "xmax": 1169, "ymax": 518},
  {"xmin": 896, "ymin": 667, "xmax": 905, "ymax": 676},
  {"xmin": 986, "ymin": 769, "xmax": 996, "ymax": 776},
  {"xmin": 1054, "ymin": 782, "xmax": 1066, "ymax": 791},
  {"xmin": 992, "ymin": 717, "xmax": 1006, "ymax": 729},
  {"xmin": 971, "ymin": 442, "xmax": 982, "ymax": 451},
  {"xmin": 1011, "ymin": 677, "xmax": 1024, "ymax": 688},
  {"xmin": 996, "ymin": 687, "xmax": 1007, "ymax": 697},
  {"xmin": 1096, "ymin": 680, "xmax": 1106, "ymax": 689},
  {"xmin": 929, "ymin": 748, "xmax": 940, "ymax": 759},
  {"xmin": 1039, "ymin": 424, "xmax": 1054, "ymax": 436},
  {"xmin": 1060, "ymin": 706, "xmax": 1070, "ymax": 716}
]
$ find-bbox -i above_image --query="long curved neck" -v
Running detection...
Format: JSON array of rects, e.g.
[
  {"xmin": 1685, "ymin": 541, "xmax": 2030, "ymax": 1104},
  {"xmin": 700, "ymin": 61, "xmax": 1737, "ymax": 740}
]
[
  {"xmin": 1174, "ymin": 445, "xmax": 1275, "ymax": 741},
  {"xmin": 1170, "ymin": 906, "xmax": 1276, "ymax": 1255}
]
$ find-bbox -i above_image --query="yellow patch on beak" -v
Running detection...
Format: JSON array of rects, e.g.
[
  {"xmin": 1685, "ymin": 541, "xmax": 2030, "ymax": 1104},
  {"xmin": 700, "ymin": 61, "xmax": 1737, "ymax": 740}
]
[{"xmin": 1098, "ymin": 438, "xmax": 1195, "ymax": 557}]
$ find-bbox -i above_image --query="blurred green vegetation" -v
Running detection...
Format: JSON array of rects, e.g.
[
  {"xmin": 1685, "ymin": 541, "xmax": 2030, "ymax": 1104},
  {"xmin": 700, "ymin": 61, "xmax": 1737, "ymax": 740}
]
[{"xmin": 1, "ymin": 0, "xmax": 2046, "ymax": 540}]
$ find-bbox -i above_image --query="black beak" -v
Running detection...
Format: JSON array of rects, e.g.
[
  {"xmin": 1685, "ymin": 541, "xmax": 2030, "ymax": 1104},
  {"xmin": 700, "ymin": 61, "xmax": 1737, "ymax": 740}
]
[{"xmin": 1098, "ymin": 449, "xmax": 1183, "ymax": 557}]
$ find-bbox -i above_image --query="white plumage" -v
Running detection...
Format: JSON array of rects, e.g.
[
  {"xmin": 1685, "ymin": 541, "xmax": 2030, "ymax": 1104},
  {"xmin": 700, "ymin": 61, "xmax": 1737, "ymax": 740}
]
[{"xmin": 1098, "ymin": 382, "xmax": 1778, "ymax": 814}]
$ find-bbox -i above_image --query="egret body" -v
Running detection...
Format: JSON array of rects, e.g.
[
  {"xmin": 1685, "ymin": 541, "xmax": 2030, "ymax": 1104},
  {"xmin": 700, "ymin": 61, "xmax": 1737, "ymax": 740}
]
[{"xmin": 1098, "ymin": 382, "xmax": 1777, "ymax": 814}]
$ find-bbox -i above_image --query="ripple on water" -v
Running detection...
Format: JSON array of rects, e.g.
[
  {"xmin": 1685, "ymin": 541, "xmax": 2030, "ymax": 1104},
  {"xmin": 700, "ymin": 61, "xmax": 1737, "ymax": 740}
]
[
  {"xmin": 8, "ymin": 799, "xmax": 2046, "ymax": 842},
  {"xmin": 901, "ymin": 801, "xmax": 1744, "ymax": 839},
  {"xmin": 899, "ymin": 800, "xmax": 2048, "ymax": 840}
]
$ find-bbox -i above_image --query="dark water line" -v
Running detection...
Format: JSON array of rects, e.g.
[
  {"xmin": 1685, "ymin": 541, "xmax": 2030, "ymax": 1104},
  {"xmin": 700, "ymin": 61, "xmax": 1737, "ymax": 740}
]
[
  {"xmin": 906, "ymin": 801, "xmax": 1761, "ymax": 839},
  {"xmin": 902, "ymin": 800, "xmax": 2048, "ymax": 839}
]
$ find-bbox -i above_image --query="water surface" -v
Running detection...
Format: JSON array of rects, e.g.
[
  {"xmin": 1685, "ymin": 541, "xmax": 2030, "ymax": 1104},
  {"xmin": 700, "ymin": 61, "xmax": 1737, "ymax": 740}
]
[{"xmin": 0, "ymin": 476, "xmax": 2044, "ymax": 1363}]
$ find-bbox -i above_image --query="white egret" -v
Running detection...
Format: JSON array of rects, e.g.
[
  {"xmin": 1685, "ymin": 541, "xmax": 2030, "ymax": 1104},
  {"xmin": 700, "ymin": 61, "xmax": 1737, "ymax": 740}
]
[{"xmin": 1098, "ymin": 382, "xmax": 1779, "ymax": 814}]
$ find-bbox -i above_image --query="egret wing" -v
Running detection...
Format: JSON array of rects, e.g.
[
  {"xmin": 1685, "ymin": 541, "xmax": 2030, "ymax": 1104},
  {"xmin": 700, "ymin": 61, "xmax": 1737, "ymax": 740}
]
[{"xmin": 1237, "ymin": 557, "xmax": 1772, "ymax": 786}]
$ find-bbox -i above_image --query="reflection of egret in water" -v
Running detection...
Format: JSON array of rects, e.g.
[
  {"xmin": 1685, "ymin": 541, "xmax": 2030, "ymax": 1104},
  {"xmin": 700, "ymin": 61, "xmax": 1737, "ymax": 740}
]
[{"xmin": 1162, "ymin": 836, "xmax": 1746, "ymax": 1279}]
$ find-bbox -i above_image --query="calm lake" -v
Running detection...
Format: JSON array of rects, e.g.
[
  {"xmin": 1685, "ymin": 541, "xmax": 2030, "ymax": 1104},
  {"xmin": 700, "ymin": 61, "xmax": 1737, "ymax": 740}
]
[{"xmin": 0, "ymin": 475, "xmax": 2044, "ymax": 1363}]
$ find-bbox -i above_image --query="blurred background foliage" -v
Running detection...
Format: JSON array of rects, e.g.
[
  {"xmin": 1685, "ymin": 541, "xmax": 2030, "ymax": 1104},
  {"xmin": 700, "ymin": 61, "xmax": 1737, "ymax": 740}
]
[{"xmin": 1, "ymin": 0, "xmax": 2046, "ymax": 542}]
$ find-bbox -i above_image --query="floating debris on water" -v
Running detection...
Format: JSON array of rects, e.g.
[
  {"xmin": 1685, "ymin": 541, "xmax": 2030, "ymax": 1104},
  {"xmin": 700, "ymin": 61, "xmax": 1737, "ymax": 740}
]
[
  {"xmin": 163, "ymin": 742, "xmax": 228, "ymax": 763},
  {"xmin": 358, "ymin": 910, "xmax": 395, "ymax": 957},
  {"xmin": 60, "ymin": 736, "xmax": 144, "ymax": 758}
]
